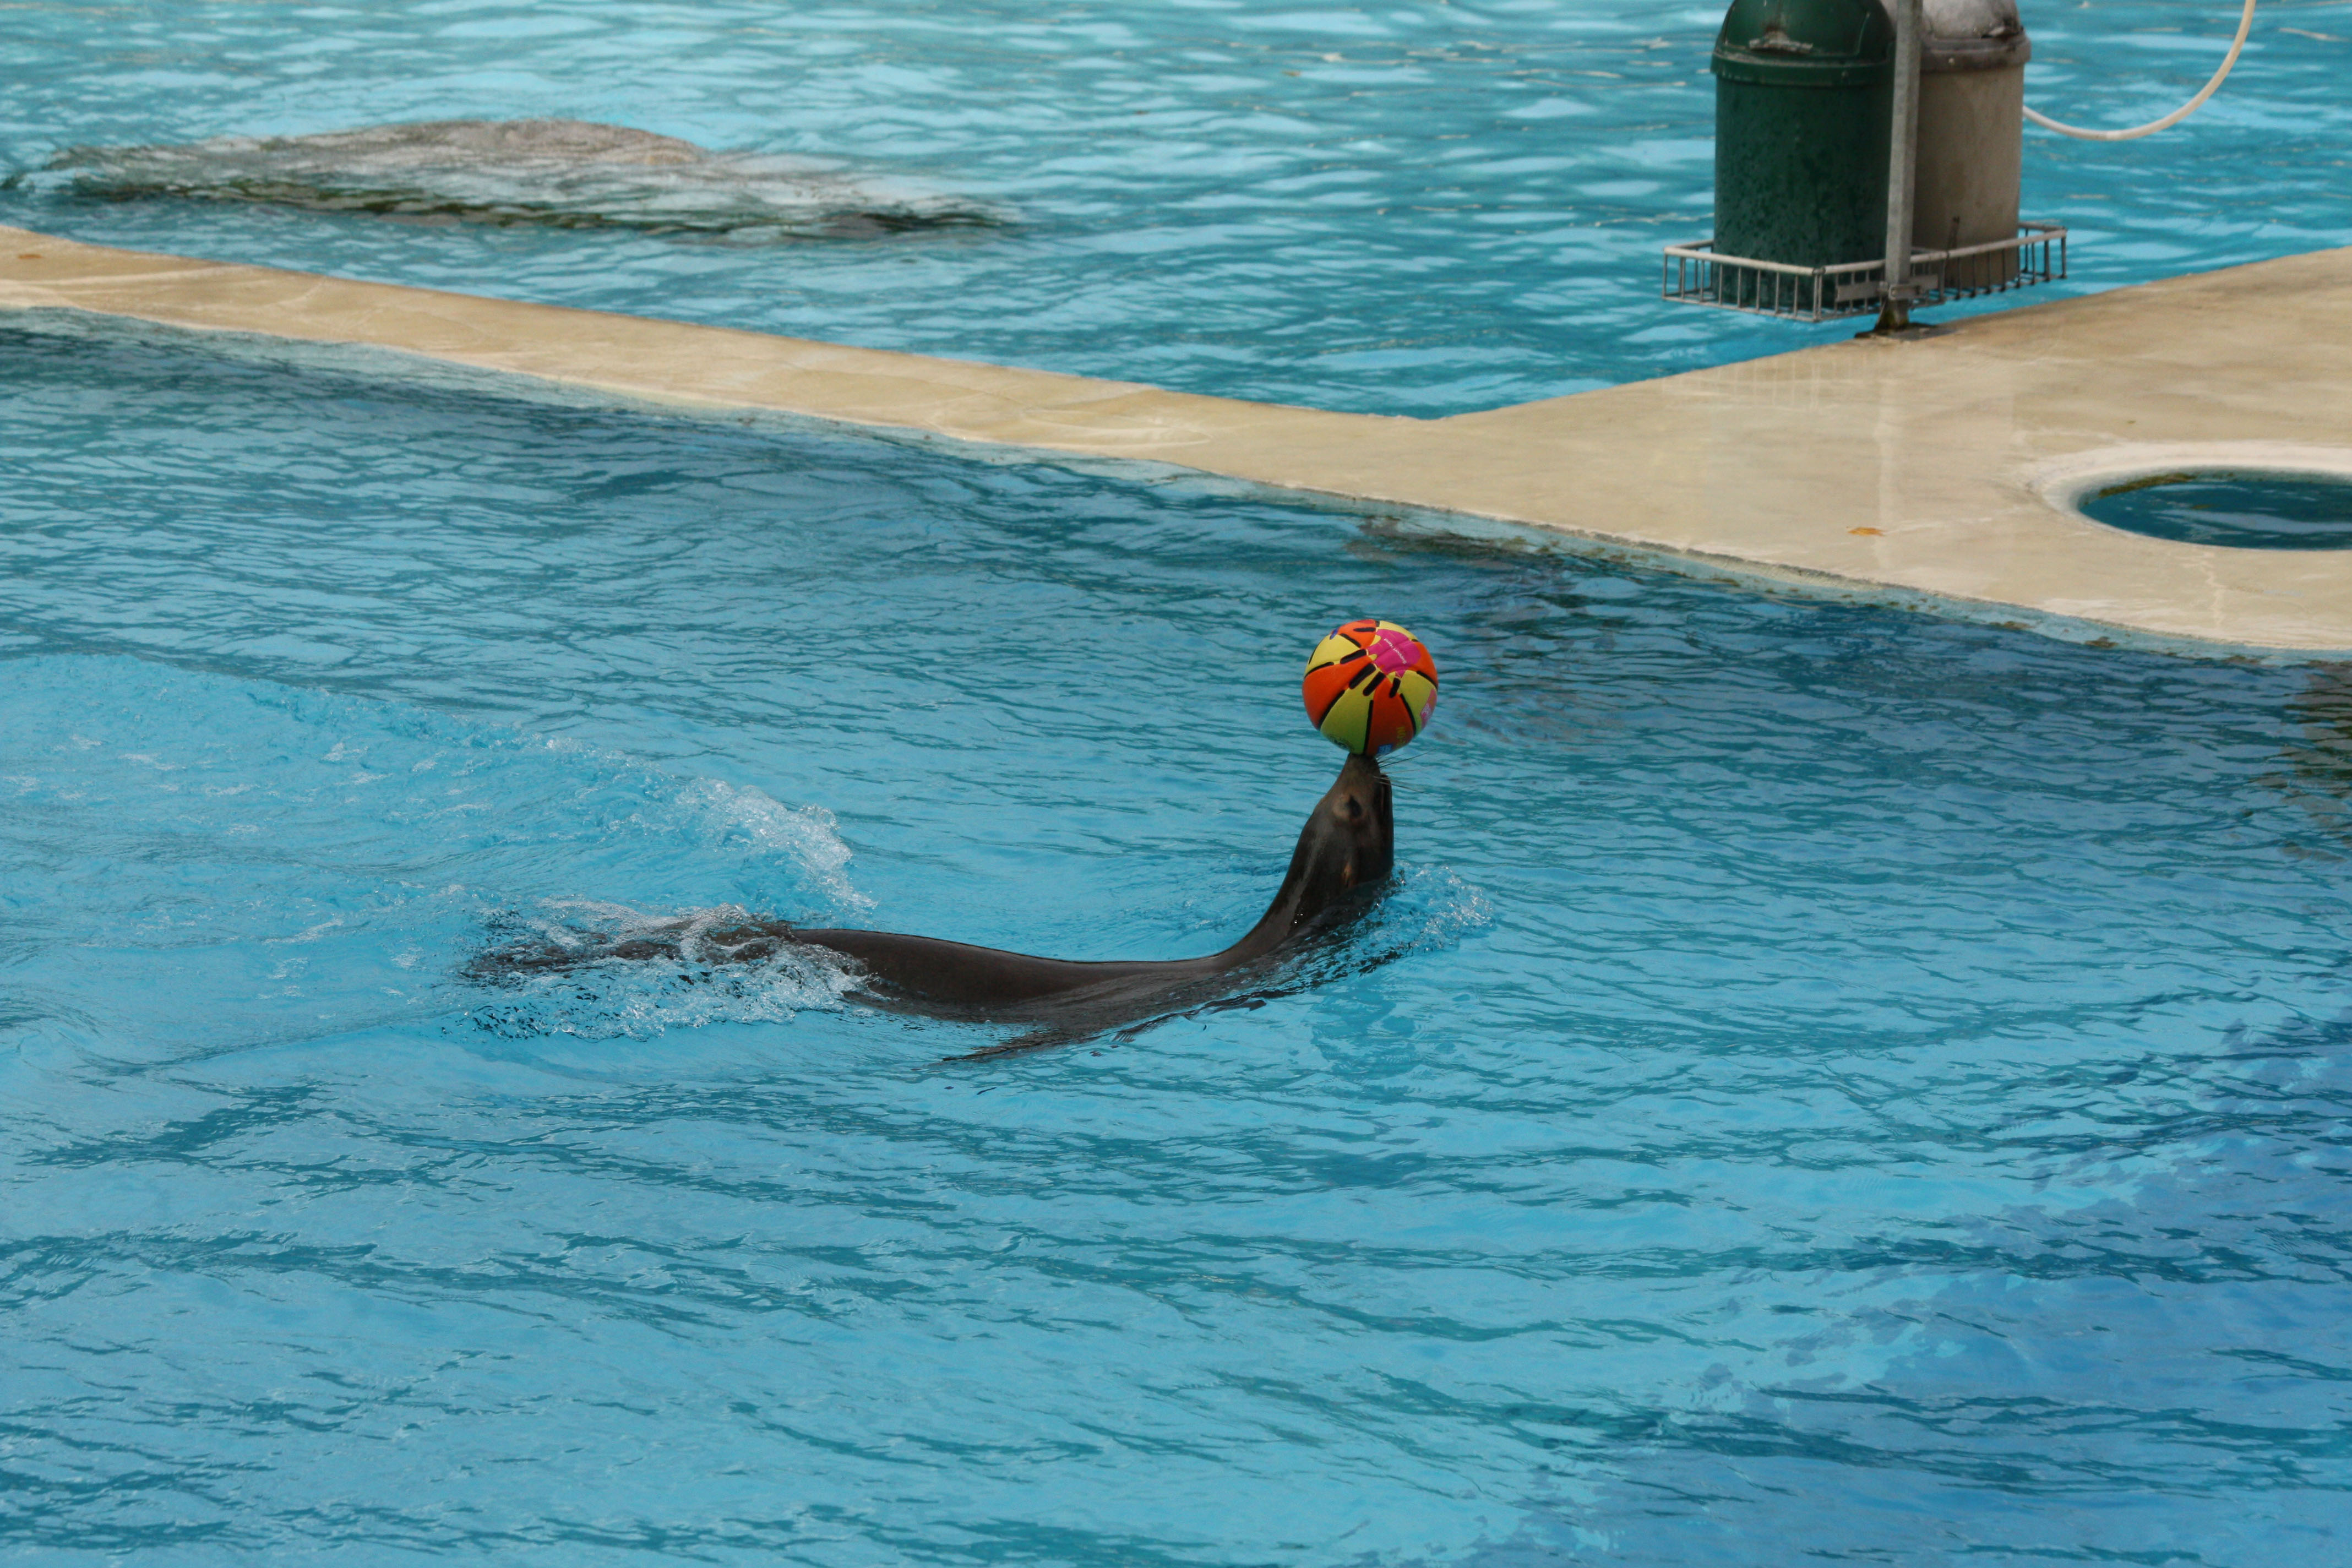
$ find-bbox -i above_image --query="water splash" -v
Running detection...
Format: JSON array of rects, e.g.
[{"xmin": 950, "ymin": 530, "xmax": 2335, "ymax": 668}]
[
  {"xmin": 677, "ymin": 777, "xmax": 870, "ymax": 912},
  {"xmin": 45, "ymin": 119, "xmax": 1006, "ymax": 241},
  {"xmin": 463, "ymin": 899, "xmax": 860, "ymax": 1040}
]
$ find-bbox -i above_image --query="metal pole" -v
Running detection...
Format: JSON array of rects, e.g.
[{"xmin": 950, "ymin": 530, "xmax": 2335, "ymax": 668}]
[{"xmin": 1875, "ymin": 0, "xmax": 1923, "ymax": 332}]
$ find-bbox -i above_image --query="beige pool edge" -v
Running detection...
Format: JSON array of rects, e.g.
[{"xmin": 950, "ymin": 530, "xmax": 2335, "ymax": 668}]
[{"xmin": 6, "ymin": 225, "xmax": 2350, "ymax": 655}]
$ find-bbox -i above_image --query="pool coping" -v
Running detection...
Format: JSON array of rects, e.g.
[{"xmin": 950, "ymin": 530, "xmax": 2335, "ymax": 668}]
[{"xmin": 6, "ymin": 224, "xmax": 2350, "ymax": 656}]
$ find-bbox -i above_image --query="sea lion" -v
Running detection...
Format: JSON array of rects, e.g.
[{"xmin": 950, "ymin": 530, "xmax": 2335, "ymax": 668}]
[{"xmin": 474, "ymin": 752, "xmax": 1395, "ymax": 1049}]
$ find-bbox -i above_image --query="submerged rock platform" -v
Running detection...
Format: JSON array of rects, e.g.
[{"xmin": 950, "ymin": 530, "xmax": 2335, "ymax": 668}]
[{"xmin": 39, "ymin": 121, "xmax": 1000, "ymax": 239}]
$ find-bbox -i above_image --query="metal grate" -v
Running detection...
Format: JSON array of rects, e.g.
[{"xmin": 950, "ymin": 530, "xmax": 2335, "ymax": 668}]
[{"xmin": 1661, "ymin": 223, "xmax": 2067, "ymax": 322}]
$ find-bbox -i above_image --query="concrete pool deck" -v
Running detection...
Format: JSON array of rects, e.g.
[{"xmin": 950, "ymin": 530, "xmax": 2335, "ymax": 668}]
[{"xmin": 5, "ymin": 223, "xmax": 2350, "ymax": 655}]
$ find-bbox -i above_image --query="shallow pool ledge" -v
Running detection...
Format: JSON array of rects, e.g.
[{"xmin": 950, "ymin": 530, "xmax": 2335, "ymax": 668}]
[{"xmin": 6, "ymin": 225, "xmax": 2350, "ymax": 655}]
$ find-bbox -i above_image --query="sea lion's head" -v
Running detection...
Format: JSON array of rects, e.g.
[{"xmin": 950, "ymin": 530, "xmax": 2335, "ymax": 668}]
[{"xmin": 1287, "ymin": 750, "xmax": 1394, "ymax": 915}]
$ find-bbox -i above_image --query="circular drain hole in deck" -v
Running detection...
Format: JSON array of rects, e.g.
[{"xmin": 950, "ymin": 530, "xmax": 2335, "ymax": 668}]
[{"xmin": 2078, "ymin": 471, "xmax": 2352, "ymax": 550}]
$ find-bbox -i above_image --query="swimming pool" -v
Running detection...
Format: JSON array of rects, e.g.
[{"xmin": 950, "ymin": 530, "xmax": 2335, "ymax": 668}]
[
  {"xmin": 4, "ymin": 0, "xmax": 2348, "ymax": 414},
  {"xmin": 8, "ymin": 0, "xmax": 2352, "ymax": 1556},
  {"xmin": 6, "ymin": 316, "xmax": 2351, "ymax": 1563}
]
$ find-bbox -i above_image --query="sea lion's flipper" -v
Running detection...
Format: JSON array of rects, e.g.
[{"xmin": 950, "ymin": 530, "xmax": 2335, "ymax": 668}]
[{"xmin": 943, "ymin": 1025, "xmax": 1088, "ymax": 1061}]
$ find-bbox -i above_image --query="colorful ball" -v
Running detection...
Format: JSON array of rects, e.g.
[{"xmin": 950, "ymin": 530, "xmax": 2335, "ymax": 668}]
[{"xmin": 1302, "ymin": 619, "xmax": 1438, "ymax": 756}]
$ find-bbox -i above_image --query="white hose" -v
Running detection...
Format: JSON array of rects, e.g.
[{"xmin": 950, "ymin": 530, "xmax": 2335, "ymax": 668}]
[{"xmin": 2023, "ymin": 0, "xmax": 2256, "ymax": 140}]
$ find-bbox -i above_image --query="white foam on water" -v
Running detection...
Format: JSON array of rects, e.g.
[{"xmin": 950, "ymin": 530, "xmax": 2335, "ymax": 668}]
[
  {"xmin": 467, "ymin": 899, "xmax": 863, "ymax": 1042},
  {"xmin": 675, "ymin": 777, "xmax": 872, "ymax": 913},
  {"xmin": 527, "ymin": 729, "xmax": 869, "ymax": 913}
]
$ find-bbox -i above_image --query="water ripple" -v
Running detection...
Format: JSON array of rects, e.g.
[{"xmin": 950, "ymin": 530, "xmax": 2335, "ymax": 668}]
[{"xmin": 4, "ymin": 322, "xmax": 2351, "ymax": 1561}]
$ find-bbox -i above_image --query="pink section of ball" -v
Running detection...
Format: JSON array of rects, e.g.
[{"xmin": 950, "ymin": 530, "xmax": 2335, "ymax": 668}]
[{"xmin": 1366, "ymin": 630, "xmax": 1418, "ymax": 674}]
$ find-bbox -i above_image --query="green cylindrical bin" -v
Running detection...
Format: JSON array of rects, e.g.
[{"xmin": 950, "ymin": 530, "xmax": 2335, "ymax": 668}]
[{"xmin": 1712, "ymin": 0, "xmax": 1894, "ymax": 282}]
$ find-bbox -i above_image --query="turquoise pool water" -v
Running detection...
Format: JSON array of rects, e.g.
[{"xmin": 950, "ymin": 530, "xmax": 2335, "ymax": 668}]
[
  {"xmin": 3, "ymin": 0, "xmax": 2349, "ymax": 414},
  {"xmin": 7, "ymin": 1, "xmax": 2352, "ymax": 1558},
  {"xmin": 2083, "ymin": 471, "xmax": 2352, "ymax": 549},
  {"xmin": 7, "ymin": 319, "xmax": 2352, "ymax": 1564}
]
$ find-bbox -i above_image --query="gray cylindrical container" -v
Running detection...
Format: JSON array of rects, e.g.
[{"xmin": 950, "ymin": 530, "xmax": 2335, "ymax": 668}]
[{"xmin": 1913, "ymin": 0, "xmax": 2030, "ymax": 284}]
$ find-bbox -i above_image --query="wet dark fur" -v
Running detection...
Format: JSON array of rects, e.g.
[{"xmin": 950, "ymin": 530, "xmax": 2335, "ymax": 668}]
[{"xmin": 472, "ymin": 754, "xmax": 1395, "ymax": 1053}]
